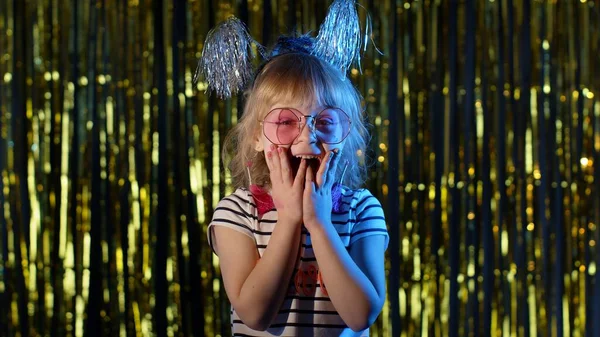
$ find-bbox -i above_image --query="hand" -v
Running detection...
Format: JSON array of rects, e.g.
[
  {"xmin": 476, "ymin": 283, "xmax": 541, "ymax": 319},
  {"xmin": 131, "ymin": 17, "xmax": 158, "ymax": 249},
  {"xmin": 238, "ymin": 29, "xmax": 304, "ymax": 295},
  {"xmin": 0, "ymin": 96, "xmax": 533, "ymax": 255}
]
[
  {"xmin": 303, "ymin": 150, "xmax": 340, "ymax": 232},
  {"xmin": 265, "ymin": 144, "xmax": 307, "ymax": 227}
]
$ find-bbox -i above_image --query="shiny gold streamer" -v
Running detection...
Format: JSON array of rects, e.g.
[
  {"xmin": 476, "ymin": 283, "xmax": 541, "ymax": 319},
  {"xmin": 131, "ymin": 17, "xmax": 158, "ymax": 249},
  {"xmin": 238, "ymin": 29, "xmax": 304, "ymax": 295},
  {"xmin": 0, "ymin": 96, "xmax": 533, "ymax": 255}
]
[{"xmin": 1, "ymin": 1, "xmax": 599, "ymax": 337}]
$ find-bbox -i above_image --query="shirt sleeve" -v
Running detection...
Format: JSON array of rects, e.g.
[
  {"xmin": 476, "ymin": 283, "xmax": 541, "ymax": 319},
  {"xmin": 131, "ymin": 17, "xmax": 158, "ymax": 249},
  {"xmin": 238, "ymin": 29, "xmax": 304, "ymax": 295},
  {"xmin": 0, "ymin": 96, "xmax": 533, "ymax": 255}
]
[
  {"xmin": 350, "ymin": 189, "xmax": 389, "ymax": 250},
  {"xmin": 207, "ymin": 190, "xmax": 257, "ymax": 254}
]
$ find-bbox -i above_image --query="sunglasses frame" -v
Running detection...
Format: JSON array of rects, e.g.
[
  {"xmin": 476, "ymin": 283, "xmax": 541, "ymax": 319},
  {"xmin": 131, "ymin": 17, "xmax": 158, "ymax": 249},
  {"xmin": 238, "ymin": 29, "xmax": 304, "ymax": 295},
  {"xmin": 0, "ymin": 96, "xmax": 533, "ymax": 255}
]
[{"xmin": 259, "ymin": 107, "xmax": 352, "ymax": 146}]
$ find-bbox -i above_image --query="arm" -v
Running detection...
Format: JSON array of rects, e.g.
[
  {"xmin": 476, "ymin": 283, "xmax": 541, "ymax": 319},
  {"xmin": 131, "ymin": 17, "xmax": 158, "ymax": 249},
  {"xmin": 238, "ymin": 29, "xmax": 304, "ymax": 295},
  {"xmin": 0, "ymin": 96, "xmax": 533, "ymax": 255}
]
[
  {"xmin": 214, "ymin": 146, "xmax": 308, "ymax": 331},
  {"xmin": 310, "ymin": 227, "xmax": 386, "ymax": 332},
  {"xmin": 212, "ymin": 223, "xmax": 301, "ymax": 331},
  {"xmin": 302, "ymin": 152, "xmax": 387, "ymax": 331}
]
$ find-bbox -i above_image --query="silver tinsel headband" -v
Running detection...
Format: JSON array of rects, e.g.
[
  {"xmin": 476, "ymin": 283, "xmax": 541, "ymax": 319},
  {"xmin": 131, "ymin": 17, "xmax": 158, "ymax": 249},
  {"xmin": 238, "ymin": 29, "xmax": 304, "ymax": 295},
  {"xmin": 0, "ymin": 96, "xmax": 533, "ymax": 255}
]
[
  {"xmin": 196, "ymin": 0, "xmax": 369, "ymax": 99},
  {"xmin": 194, "ymin": 17, "xmax": 264, "ymax": 99}
]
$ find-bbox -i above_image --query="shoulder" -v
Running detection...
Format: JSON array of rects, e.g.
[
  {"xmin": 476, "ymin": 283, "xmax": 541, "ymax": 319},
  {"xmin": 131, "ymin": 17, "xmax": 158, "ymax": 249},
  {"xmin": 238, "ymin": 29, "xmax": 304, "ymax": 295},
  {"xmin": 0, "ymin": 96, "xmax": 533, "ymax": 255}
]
[
  {"xmin": 214, "ymin": 188, "xmax": 257, "ymax": 214},
  {"xmin": 341, "ymin": 187, "xmax": 388, "ymax": 249},
  {"xmin": 209, "ymin": 188, "xmax": 258, "ymax": 252},
  {"xmin": 339, "ymin": 187, "xmax": 382, "ymax": 212},
  {"xmin": 211, "ymin": 187, "xmax": 258, "ymax": 230},
  {"xmin": 217, "ymin": 188, "xmax": 254, "ymax": 206}
]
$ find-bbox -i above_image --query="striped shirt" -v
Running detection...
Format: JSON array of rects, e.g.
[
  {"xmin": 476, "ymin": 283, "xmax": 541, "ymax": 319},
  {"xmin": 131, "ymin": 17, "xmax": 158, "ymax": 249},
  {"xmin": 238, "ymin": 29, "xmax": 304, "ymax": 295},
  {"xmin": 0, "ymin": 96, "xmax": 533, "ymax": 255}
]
[{"xmin": 208, "ymin": 187, "xmax": 389, "ymax": 337}]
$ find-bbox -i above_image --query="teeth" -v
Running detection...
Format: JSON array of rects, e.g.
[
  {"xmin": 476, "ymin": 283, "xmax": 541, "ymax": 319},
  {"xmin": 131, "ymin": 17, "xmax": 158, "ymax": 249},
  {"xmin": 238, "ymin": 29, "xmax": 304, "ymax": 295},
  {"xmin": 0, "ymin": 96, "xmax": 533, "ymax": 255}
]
[{"xmin": 295, "ymin": 155, "xmax": 320, "ymax": 160}]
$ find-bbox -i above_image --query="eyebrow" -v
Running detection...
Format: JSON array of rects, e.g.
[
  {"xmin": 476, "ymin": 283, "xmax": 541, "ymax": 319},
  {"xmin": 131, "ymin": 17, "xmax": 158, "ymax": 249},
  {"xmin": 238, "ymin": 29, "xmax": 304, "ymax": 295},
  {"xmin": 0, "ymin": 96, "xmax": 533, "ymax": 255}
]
[{"xmin": 273, "ymin": 106, "xmax": 337, "ymax": 115}]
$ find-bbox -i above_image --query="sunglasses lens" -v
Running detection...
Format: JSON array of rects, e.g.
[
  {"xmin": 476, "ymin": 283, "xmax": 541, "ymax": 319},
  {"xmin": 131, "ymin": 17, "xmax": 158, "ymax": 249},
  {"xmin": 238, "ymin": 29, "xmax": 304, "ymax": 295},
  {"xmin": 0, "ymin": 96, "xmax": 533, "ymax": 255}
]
[
  {"xmin": 262, "ymin": 108, "xmax": 351, "ymax": 145},
  {"xmin": 314, "ymin": 108, "xmax": 351, "ymax": 144},
  {"xmin": 263, "ymin": 109, "xmax": 301, "ymax": 145}
]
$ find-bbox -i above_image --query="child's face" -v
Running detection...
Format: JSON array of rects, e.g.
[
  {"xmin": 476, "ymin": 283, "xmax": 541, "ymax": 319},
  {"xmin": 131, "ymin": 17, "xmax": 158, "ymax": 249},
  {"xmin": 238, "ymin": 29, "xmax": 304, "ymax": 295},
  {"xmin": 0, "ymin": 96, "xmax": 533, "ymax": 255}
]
[{"xmin": 255, "ymin": 102, "xmax": 350, "ymax": 172}]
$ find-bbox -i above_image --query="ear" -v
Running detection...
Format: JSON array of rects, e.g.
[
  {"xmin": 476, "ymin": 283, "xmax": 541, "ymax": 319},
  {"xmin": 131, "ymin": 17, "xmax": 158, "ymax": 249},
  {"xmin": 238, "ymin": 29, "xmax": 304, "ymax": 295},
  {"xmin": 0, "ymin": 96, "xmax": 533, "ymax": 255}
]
[{"xmin": 254, "ymin": 134, "xmax": 264, "ymax": 152}]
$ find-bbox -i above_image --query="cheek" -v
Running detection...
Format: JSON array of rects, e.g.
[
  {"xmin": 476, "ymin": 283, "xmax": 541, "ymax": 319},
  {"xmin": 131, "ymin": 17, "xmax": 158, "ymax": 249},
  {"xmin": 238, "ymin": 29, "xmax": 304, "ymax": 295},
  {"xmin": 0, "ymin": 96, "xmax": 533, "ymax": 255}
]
[
  {"xmin": 261, "ymin": 134, "xmax": 271, "ymax": 150},
  {"xmin": 255, "ymin": 131, "xmax": 270, "ymax": 152},
  {"xmin": 322, "ymin": 141, "xmax": 345, "ymax": 154},
  {"xmin": 263, "ymin": 133, "xmax": 295, "ymax": 150},
  {"xmin": 258, "ymin": 134, "xmax": 292, "ymax": 152}
]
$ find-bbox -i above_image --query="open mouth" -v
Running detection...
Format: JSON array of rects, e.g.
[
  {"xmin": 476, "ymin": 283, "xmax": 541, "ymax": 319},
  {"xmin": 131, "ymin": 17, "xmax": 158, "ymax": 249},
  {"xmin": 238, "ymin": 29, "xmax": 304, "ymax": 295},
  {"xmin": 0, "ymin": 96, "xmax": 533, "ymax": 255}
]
[{"xmin": 290, "ymin": 155, "xmax": 322, "ymax": 178}]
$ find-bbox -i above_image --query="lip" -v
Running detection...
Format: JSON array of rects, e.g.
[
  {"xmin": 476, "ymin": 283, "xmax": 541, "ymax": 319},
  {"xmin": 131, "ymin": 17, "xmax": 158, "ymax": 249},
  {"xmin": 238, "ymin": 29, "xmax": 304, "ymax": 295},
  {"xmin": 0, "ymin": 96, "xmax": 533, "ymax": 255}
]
[
  {"xmin": 292, "ymin": 152, "xmax": 324, "ymax": 161},
  {"xmin": 293, "ymin": 152, "xmax": 322, "ymax": 156}
]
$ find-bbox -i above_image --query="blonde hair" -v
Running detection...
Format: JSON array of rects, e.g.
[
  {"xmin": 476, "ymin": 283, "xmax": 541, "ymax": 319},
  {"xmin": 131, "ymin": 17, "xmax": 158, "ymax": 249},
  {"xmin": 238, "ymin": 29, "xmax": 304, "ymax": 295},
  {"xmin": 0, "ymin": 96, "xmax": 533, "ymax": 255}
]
[{"xmin": 222, "ymin": 53, "xmax": 370, "ymax": 189}]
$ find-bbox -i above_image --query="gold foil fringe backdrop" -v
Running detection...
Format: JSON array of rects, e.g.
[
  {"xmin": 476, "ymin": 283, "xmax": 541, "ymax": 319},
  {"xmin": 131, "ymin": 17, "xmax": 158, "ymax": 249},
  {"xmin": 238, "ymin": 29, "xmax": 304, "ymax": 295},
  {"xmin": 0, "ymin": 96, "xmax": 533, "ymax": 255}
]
[{"xmin": 0, "ymin": 1, "xmax": 599, "ymax": 336}]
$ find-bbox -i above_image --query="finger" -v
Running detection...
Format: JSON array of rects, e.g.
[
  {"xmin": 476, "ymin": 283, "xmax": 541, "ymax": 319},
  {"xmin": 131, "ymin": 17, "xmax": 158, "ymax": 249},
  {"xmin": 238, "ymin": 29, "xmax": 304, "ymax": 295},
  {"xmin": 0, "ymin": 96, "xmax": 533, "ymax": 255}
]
[
  {"xmin": 277, "ymin": 147, "xmax": 293, "ymax": 183},
  {"xmin": 265, "ymin": 149, "xmax": 273, "ymax": 171},
  {"xmin": 269, "ymin": 144, "xmax": 282, "ymax": 183},
  {"xmin": 304, "ymin": 165, "xmax": 315, "ymax": 196},
  {"xmin": 324, "ymin": 150, "xmax": 341, "ymax": 189},
  {"xmin": 316, "ymin": 151, "xmax": 335, "ymax": 188},
  {"xmin": 294, "ymin": 158, "xmax": 307, "ymax": 188}
]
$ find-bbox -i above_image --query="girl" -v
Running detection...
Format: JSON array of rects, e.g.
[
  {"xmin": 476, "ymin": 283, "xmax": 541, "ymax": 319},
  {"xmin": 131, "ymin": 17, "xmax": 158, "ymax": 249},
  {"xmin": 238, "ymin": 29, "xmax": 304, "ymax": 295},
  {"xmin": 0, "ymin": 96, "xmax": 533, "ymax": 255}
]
[{"xmin": 204, "ymin": 3, "xmax": 388, "ymax": 336}]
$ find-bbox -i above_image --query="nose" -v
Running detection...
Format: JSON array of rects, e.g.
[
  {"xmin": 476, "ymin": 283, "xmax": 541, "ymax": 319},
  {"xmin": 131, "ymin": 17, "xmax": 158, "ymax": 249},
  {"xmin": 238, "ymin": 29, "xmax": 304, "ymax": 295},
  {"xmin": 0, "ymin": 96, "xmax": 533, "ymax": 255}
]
[{"xmin": 296, "ymin": 116, "xmax": 317, "ymax": 143}]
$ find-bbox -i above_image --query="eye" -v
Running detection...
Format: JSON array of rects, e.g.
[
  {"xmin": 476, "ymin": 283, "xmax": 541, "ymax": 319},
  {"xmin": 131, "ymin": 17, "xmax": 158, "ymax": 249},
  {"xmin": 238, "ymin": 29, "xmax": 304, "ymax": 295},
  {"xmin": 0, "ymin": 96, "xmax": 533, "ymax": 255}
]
[
  {"xmin": 316, "ymin": 118, "xmax": 335, "ymax": 125},
  {"xmin": 274, "ymin": 119, "xmax": 298, "ymax": 126}
]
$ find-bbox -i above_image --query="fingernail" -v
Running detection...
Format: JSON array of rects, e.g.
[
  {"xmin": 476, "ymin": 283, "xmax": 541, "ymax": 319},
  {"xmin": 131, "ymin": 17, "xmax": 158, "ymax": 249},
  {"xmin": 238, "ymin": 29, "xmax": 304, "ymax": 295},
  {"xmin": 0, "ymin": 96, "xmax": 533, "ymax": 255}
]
[
  {"xmin": 278, "ymin": 147, "xmax": 283, "ymax": 153},
  {"xmin": 267, "ymin": 151, "xmax": 272, "ymax": 158}
]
